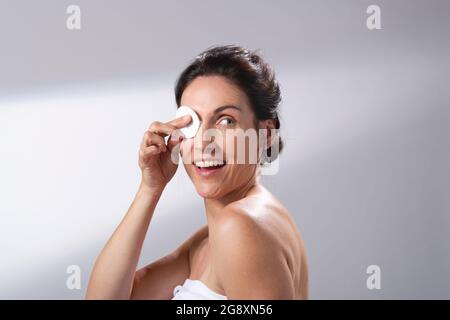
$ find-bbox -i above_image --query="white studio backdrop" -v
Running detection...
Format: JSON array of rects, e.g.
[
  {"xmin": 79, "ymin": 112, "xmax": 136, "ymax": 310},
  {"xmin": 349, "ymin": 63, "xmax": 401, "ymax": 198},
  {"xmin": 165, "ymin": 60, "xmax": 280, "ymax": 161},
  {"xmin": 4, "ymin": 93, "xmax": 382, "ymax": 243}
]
[{"xmin": 0, "ymin": 0, "xmax": 449, "ymax": 299}]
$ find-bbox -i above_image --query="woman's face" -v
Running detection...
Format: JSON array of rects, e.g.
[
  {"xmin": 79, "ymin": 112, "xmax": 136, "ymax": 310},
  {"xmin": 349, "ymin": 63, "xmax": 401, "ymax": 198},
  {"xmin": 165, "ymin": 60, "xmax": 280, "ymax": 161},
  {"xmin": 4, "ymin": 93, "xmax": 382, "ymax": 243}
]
[{"xmin": 179, "ymin": 75, "xmax": 262, "ymax": 199}]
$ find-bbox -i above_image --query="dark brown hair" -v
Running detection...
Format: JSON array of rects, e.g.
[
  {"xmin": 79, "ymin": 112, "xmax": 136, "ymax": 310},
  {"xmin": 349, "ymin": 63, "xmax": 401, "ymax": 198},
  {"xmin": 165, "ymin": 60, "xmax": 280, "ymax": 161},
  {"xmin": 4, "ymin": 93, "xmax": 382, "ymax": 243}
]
[{"xmin": 174, "ymin": 45, "xmax": 283, "ymax": 163}]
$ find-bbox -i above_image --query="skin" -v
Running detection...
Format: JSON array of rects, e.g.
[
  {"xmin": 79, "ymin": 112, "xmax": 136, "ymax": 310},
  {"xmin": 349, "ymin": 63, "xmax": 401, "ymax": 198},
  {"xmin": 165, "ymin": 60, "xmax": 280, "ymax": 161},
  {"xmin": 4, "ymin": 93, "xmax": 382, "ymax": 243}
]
[{"xmin": 86, "ymin": 75, "xmax": 309, "ymax": 300}]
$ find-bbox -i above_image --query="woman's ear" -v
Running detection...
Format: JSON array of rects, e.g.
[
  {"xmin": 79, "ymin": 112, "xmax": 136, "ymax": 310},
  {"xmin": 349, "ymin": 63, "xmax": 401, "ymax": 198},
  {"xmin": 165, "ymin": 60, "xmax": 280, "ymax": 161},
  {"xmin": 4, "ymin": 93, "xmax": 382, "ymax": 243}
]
[
  {"xmin": 259, "ymin": 119, "xmax": 277, "ymax": 150},
  {"xmin": 257, "ymin": 119, "xmax": 278, "ymax": 165}
]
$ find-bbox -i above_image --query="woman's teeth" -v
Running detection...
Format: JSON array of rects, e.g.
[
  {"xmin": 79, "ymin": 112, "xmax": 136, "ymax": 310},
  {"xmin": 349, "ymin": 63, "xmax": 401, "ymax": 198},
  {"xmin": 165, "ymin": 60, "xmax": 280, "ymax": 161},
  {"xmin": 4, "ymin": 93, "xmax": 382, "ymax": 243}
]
[{"xmin": 194, "ymin": 160, "xmax": 225, "ymax": 168}]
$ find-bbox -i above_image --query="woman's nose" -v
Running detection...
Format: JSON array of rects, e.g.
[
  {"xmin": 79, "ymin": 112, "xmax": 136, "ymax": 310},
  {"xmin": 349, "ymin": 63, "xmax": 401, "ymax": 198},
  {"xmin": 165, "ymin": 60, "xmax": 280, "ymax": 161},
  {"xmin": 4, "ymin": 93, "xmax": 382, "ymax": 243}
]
[{"xmin": 192, "ymin": 122, "xmax": 223, "ymax": 155}]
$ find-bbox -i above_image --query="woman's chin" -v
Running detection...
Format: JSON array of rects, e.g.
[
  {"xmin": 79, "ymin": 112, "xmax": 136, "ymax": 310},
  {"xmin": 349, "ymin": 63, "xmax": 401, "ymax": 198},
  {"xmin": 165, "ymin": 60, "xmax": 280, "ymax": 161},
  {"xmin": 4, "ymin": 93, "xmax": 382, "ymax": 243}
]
[{"xmin": 195, "ymin": 184, "xmax": 223, "ymax": 199}]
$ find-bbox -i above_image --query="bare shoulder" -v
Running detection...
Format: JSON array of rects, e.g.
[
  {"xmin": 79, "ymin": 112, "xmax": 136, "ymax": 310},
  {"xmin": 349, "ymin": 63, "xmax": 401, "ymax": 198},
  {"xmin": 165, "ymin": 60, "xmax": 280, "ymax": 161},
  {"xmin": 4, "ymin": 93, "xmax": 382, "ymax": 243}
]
[
  {"xmin": 218, "ymin": 186, "xmax": 304, "ymax": 257},
  {"xmin": 210, "ymin": 186, "xmax": 308, "ymax": 299}
]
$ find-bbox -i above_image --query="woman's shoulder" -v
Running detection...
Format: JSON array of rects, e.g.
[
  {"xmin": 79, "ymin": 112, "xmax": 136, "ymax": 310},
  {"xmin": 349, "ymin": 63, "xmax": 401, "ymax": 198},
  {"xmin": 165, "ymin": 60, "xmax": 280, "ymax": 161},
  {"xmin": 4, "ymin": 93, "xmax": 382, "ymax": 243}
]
[
  {"xmin": 209, "ymin": 187, "xmax": 303, "ymax": 298},
  {"xmin": 226, "ymin": 186, "xmax": 304, "ymax": 257},
  {"xmin": 215, "ymin": 186, "xmax": 300, "ymax": 255},
  {"xmin": 221, "ymin": 186, "xmax": 295, "ymax": 235}
]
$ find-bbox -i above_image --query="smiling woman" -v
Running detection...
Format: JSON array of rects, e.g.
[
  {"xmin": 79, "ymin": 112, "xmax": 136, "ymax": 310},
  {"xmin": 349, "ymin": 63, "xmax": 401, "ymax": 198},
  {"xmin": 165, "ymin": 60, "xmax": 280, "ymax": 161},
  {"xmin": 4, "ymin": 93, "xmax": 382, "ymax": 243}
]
[{"xmin": 85, "ymin": 45, "xmax": 309, "ymax": 300}]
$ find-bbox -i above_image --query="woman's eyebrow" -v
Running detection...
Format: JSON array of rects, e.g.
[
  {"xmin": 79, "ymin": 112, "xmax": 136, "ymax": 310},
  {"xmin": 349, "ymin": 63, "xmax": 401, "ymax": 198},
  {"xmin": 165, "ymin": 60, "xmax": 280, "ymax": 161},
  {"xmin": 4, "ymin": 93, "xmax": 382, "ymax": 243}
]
[{"xmin": 213, "ymin": 105, "xmax": 241, "ymax": 114}]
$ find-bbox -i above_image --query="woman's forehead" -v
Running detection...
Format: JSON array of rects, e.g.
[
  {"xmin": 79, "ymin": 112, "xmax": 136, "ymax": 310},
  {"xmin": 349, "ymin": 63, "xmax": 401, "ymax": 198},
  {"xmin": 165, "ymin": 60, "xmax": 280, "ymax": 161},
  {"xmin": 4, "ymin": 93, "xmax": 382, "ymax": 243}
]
[{"xmin": 180, "ymin": 76, "xmax": 251, "ymax": 114}]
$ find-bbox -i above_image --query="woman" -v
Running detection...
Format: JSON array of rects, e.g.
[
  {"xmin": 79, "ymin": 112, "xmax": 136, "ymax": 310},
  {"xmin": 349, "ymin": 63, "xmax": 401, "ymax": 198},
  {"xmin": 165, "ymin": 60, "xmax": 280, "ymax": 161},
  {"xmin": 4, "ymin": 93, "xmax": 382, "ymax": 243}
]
[{"xmin": 86, "ymin": 45, "xmax": 309, "ymax": 300}]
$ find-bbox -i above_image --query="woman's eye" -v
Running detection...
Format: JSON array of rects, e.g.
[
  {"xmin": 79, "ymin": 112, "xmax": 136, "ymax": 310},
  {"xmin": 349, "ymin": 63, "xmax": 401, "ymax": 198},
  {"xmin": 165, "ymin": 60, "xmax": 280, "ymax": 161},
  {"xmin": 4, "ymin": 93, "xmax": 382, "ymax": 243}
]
[{"xmin": 218, "ymin": 117, "xmax": 235, "ymax": 126}]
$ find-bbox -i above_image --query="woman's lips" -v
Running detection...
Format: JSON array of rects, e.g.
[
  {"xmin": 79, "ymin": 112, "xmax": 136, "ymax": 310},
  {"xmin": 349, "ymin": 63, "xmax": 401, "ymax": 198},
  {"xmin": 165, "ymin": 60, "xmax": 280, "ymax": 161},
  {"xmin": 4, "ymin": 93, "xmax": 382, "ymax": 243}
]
[{"xmin": 193, "ymin": 164, "xmax": 226, "ymax": 177}]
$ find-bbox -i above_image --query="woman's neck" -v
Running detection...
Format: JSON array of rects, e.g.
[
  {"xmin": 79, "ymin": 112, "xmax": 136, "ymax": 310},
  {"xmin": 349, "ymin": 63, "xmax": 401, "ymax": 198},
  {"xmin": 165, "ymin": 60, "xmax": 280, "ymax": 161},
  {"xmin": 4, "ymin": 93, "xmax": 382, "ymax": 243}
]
[{"xmin": 203, "ymin": 173, "xmax": 262, "ymax": 225}]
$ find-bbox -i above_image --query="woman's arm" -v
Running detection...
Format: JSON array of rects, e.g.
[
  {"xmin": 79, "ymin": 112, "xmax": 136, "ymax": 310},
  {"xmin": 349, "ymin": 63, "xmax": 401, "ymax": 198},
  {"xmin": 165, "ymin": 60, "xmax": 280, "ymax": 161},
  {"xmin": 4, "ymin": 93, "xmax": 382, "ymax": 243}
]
[
  {"xmin": 130, "ymin": 224, "xmax": 208, "ymax": 299},
  {"xmin": 85, "ymin": 184, "xmax": 163, "ymax": 299},
  {"xmin": 86, "ymin": 115, "xmax": 192, "ymax": 299}
]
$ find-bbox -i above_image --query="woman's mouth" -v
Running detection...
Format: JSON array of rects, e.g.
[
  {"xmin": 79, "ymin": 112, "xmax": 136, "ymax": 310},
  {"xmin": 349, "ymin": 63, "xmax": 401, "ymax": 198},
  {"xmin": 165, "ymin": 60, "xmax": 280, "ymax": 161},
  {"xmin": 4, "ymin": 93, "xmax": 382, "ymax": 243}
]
[{"xmin": 193, "ymin": 160, "xmax": 226, "ymax": 177}]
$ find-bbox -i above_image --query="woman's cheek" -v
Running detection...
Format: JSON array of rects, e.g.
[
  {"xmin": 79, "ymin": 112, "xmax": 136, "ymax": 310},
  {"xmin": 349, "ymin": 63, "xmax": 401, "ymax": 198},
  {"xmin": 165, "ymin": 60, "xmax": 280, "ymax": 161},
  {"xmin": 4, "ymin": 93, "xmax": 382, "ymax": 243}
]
[{"xmin": 179, "ymin": 140, "xmax": 191, "ymax": 164}]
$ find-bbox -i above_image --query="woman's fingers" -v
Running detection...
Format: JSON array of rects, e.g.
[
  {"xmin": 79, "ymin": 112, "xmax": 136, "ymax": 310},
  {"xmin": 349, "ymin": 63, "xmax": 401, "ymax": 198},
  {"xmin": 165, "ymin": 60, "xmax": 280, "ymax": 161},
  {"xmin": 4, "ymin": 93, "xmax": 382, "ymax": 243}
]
[
  {"xmin": 148, "ymin": 115, "xmax": 192, "ymax": 137},
  {"xmin": 139, "ymin": 145, "xmax": 161, "ymax": 159},
  {"xmin": 167, "ymin": 114, "xmax": 192, "ymax": 129},
  {"xmin": 166, "ymin": 130, "xmax": 185, "ymax": 152},
  {"xmin": 139, "ymin": 115, "xmax": 191, "ymax": 160},
  {"xmin": 140, "ymin": 131, "xmax": 167, "ymax": 152}
]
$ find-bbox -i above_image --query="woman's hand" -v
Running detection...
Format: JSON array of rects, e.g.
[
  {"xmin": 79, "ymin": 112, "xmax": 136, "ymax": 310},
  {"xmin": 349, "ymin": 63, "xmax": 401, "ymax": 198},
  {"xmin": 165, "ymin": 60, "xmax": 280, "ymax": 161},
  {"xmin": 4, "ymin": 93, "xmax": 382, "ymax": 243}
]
[
  {"xmin": 86, "ymin": 115, "xmax": 191, "ymax": 300},
  {"xmin": 138, "ymin": 115, "xmax": 191, "ymax": 192}
]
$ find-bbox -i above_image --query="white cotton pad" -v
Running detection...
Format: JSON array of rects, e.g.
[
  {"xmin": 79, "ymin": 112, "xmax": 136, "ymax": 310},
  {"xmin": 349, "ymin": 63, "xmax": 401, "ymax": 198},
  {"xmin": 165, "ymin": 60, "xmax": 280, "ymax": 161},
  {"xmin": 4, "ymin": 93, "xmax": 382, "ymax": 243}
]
[{"xmin": 175, "ymin": 105, "xmax": 201, "ymax": 138}]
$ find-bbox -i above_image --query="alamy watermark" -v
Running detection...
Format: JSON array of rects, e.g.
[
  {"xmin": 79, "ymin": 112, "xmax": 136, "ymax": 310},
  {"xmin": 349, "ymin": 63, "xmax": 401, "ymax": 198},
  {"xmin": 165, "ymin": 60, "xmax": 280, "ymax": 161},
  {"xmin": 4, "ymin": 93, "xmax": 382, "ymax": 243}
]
[
  {"xmin": 366, "ymin": 265, "xmax": 382, "ymax": 290},
  {"xmin": 66, "ymin": 5, "xmax": 81, "ymax": 30},
  {"xmin": 168, "ymin": 127, "xmax": 281, "ymax": 175},
  {"xmin": 366, "ymin": 5, "xmax": 381, "ymax": 30},
  {"xmin": 66, "ymin": 265, "xmax": 81, "ymax": 290}
]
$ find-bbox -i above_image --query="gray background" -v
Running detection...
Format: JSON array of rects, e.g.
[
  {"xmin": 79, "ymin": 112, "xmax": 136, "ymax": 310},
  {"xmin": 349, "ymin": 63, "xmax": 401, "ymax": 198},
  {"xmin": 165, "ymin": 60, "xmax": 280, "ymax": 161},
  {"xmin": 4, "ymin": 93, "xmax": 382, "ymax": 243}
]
[{"xmin": 0, "ymin": 0, "xmax": 449, "ymax": 299}]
